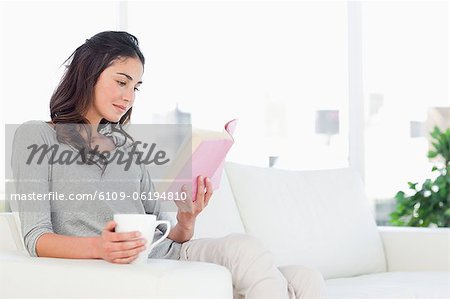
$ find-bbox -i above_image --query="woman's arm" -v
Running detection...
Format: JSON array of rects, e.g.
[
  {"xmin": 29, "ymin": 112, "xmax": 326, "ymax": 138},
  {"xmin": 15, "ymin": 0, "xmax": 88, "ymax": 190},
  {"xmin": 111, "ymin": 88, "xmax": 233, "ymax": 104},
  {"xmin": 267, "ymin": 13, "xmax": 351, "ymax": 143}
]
[
  {"xmin": 168, "ymin": 221, "xmax": 195, "ymax": 243},
  {"xmin": 36, "ymin": 233, "xmax": 99, "ymax": 259},
  {"xmin": 35, "ymin": 221, "xmax": 147, "ymax": 264},
  {"xmin": 168, "ymin": 176, "xmax": 212, "ymax": 243},
  {"xmin": 140, "ymin": 166, "xmax": 212, "ymax": 243}
]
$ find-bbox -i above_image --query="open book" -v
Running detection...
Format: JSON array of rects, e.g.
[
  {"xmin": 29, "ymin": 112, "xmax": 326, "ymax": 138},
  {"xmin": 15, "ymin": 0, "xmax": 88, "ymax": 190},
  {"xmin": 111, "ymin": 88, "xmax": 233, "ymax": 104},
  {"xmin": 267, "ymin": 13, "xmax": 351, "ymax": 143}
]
[{"xmin": 156, "ymin": 119, "xmax": 238, "ymax": 201}]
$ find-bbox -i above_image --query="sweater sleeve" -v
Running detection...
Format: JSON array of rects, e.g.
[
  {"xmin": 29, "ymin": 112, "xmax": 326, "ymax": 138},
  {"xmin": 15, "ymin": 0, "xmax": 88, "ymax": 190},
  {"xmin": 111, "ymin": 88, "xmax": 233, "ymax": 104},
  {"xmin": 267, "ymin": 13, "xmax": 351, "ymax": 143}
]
[
  {"xmin": 139, "ymin": 164, "xmax": 181, "ymax": 260},
  {"xmin": 139, "ymin": 164, "xmax": 176, "ymax": 234},
  {"xmin": 10, "ymin": 121, "xmax": 54, "ymax": 257}
]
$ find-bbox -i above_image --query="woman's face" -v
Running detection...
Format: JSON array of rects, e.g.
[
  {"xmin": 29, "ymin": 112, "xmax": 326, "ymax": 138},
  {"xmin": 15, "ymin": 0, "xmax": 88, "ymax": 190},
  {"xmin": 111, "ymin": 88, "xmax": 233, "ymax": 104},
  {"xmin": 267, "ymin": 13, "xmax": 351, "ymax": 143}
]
[{"xmin": 86, "ymin": 57, "xmax": 144, "ymax": 124}]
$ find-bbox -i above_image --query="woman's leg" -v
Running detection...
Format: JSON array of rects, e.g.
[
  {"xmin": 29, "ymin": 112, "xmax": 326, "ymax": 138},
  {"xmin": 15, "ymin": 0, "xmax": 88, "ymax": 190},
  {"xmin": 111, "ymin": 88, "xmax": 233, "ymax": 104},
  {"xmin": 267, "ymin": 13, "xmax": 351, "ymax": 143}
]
[
  {"xmin": 180, "ymin": 233, "xmax": 291, "ymax": 299},
  {"xmin": 278, "ymin": 265, "xmax": 327, "ymax": 299}
]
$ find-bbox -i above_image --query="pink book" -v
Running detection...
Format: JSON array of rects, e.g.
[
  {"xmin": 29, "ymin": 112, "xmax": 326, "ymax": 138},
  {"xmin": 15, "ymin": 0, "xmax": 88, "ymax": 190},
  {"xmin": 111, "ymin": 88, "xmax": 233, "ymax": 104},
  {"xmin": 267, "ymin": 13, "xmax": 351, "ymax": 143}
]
[{"xmin": 159, "ymin": 119, "xmax": 238, "ymax": 201}]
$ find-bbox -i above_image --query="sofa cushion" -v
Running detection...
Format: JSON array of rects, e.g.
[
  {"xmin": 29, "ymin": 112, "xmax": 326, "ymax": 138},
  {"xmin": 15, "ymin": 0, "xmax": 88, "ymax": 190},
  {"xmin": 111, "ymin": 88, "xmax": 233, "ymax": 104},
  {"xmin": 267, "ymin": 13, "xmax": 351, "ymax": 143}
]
[
  {"xmin": 0, "ymin": 213, "xmax": 23, "ymax": 252},
  {"xmin": 0, "ymin": 251, "xmax": 232, "ymax": 299},
  {"xmin": 0, "ymin": 215, "xmax": 16, "ymax": 251},
  {"xmin": 151, "ymin": 171, "xmax": 246, "ymax": 240},
  {"xmin": 325, "ymin": 271, "xmax": 450, "ymax": 299},
  {"xmin": 193, "ymin": 170, "xmax": 246, "ymax": 239},
  {"xmin": 225, "ymin": 162, "xmax": 386, "ymax": 279}
]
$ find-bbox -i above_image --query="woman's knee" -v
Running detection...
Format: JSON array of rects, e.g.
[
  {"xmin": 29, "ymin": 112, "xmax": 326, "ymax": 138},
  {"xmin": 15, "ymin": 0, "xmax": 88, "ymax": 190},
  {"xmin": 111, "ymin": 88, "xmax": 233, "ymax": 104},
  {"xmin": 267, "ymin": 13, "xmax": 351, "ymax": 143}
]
[
  {"xmin": 223, "ymin": 234, "xmax": 267, "ymax": 255},
  {"xmin": 222, "ymin": 234, "xmax": 273, "ymax": 265},
  {"xmin": 222, "ymin": 234, "xmax": 286, "ymax": 294},
  {"xmin": 278, "ymin": 265, "xmax": 327, "ymax": 298}
]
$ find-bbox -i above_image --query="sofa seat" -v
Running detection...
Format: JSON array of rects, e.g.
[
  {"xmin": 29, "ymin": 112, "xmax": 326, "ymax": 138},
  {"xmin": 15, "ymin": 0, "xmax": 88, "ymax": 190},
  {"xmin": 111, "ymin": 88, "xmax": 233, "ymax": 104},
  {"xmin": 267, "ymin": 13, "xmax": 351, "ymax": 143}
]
[
  {"xmin": 0, "ymin": 250, "xmax": 232, "ymax": 299},
  {"xmin": 326, "ymin": 271, "xmax": 450, "ymax": 299}
]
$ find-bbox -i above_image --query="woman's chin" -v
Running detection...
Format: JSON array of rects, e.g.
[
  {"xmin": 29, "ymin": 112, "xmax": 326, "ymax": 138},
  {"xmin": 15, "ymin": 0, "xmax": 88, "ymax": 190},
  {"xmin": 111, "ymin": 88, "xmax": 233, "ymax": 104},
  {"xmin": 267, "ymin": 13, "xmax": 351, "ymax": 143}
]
[{"xmin": 104, "ymin": 115, "xmax": 122, "ymax": 123}]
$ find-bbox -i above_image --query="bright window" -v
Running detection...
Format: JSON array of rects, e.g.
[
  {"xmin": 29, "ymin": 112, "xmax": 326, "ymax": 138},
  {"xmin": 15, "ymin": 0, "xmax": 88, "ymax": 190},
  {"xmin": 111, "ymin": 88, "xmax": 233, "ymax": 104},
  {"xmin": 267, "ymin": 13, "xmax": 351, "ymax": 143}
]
[
  {"xmin": 362, "ymin": 1, "xmax": 449, "ymax": 223},
  {"xmin": 0, "ymin": 1, "xmax": 118, "ymax": 197},
  {"xmin": 128, "ymin": 1, "xmax": 350, "ymax": 169}
]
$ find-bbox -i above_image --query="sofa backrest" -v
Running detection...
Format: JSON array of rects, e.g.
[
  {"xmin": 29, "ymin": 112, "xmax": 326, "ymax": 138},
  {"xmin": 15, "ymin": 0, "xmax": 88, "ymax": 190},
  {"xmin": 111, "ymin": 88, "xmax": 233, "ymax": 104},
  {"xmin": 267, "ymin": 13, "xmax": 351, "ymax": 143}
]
[
  {"xmin": 224, "ymin": 162, "xmax": 387, "ymax": 279},
  {"xmin": 0, "ymin": 212, "xmax": 24, "ymax": 252},
  {"xmin": 193, "ymin": 170, "xmax": 246, "ymax": 239}
]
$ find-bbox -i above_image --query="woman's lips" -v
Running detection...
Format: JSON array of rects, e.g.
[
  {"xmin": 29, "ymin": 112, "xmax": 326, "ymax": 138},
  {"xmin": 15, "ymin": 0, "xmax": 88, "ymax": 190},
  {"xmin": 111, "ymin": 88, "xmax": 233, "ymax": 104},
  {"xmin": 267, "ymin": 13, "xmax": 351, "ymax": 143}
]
[{"xmin": 113, "ymin": 104, "xmax": 126, "ymax": 112}]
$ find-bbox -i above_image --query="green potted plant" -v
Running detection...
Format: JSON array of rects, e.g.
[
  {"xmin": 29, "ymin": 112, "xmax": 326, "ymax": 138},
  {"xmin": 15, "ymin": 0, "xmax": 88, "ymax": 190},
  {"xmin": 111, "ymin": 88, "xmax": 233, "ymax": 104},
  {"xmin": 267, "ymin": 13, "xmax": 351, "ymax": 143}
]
[{"xmin": 390, "ymin": 126, "xmax": 450, "ymax": 227}]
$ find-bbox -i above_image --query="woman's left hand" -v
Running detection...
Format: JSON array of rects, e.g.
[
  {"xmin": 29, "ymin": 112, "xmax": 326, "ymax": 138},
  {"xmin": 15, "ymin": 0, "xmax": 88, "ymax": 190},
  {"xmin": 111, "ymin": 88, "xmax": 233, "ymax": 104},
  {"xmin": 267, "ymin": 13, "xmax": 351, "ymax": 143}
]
[{"xmin": 175, "ymin": 175, "xmax": 213, "ymax": 229}]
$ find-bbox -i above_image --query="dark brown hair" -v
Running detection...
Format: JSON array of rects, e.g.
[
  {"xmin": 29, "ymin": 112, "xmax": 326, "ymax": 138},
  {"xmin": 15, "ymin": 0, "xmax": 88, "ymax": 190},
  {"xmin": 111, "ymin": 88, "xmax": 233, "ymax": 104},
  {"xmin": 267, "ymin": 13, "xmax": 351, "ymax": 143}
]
[{"xmin": 49, "ymin": 31, "xmax": 145, "ymax": 173}]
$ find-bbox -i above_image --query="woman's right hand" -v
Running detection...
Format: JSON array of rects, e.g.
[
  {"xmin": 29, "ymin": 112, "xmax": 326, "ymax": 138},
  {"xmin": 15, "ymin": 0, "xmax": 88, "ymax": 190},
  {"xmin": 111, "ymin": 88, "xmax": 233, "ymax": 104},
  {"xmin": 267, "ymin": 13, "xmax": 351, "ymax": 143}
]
[{"xmin": 95, "ymin": 220, "xmax": 147, "ymax": 264}]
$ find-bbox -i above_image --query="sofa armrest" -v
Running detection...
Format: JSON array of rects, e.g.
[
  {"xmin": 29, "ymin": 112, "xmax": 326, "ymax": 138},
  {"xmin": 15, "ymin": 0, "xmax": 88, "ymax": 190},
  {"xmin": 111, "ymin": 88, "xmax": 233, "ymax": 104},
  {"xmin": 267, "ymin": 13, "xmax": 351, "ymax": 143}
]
[
  {"xmin": 378, "ymin": 226, "xmax": 450, "ymax": 272},
  {"xmin": 0, "ymin": 251, "xmax": 232, "ymax": 299}
]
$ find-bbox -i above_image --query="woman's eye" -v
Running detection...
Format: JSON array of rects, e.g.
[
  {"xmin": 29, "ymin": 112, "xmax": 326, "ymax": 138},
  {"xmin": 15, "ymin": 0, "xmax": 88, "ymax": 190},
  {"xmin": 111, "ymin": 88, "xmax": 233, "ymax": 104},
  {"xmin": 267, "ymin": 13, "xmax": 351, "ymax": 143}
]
[
  {"xmin": 134, "ymin": 87, "xmax": 140, "ymax": 92},
  {"xmin": 117, "ymin": 81, "xmax": 126, "ymax": 86}
]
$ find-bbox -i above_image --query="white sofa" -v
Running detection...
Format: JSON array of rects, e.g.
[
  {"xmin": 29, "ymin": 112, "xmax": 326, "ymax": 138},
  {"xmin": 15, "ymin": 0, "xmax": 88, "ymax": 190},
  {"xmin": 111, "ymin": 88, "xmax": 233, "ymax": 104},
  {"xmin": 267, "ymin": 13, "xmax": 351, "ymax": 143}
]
[{"xmin": 1, "ymin": 162, "xmax": 449, "ymax": 298}]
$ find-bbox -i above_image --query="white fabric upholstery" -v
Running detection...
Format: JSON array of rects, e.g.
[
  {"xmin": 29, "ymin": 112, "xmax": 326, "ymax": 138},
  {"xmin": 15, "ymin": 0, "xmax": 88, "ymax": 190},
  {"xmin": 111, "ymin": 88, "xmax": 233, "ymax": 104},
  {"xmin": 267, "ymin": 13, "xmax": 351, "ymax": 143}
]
[
  {"xmin": 156, "ymin": 172, "xmax": 246, "ymax": 240},
  {"xmin": 0, "ymin": 216, "xmax": 16, "ymax": 251},
  {"xmin": 225, "ymin": 162, "xmax": 386, "ymax": 279},
  {"xmin": 326, "ymin": 271, "xmax": 450, "ymax": 299},
  {"xmin": 0, "ymin": 251, "xmax": 232, "ymax": 299},
  {"xmin": 0, "ymin": 213, "xmax": 22, "ymax": 252},
  {"xmin": 193, "ymin": 171, "xmax": 246, "ymax": 239},
  {"xmin": 378, "ymin": 226, "xmax": 450, "ymax": 272}
]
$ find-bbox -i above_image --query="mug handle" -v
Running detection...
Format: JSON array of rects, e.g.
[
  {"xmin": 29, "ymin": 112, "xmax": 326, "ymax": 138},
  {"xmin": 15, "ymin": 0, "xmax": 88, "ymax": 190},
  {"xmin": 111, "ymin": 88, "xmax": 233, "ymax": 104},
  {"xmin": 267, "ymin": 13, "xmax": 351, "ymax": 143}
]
[{"xmin": 148, "ymin": 220, "xmax": 171, "ymax": 252}]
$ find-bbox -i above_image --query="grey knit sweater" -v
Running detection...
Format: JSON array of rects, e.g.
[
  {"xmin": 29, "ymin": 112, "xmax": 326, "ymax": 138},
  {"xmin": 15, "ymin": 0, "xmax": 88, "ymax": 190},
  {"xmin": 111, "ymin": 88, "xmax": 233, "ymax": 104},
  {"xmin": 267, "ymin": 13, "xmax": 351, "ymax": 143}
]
[{"xmin": 10, "ymin": 120, "xmax": 181, "ymax": 260}]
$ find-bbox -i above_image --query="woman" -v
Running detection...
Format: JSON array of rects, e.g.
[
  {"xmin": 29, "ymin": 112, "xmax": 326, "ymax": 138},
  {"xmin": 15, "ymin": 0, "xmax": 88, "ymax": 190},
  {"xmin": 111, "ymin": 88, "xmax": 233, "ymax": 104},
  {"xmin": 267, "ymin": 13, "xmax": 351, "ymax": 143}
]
[{"xmin": 11, "ymin": 31, "xmax": 326, "ymax": 299}]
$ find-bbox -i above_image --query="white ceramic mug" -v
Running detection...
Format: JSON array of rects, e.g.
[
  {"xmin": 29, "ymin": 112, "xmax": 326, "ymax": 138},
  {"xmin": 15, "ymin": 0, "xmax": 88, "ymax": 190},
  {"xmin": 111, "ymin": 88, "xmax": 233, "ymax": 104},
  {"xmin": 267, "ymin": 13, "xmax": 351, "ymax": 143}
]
[{"xmin": 113, "ymin": 214, "xmax": 171, "ymax": 264}]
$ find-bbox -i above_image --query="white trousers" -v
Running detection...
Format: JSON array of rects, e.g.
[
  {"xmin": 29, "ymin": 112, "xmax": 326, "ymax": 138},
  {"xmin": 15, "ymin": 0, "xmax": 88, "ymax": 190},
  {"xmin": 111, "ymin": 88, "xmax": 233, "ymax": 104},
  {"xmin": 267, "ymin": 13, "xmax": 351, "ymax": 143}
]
[{"xmin": 180, "ymin": 234, "xmax": 327, "ymax": 299}]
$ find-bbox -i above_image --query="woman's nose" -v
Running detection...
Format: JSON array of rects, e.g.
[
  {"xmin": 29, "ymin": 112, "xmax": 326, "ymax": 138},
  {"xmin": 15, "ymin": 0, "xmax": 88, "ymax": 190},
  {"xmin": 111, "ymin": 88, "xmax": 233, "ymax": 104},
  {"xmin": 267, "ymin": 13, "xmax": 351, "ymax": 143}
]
[{"xmin": 123, "ymin": 89, "xmax": 134, "ymax": 103}]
